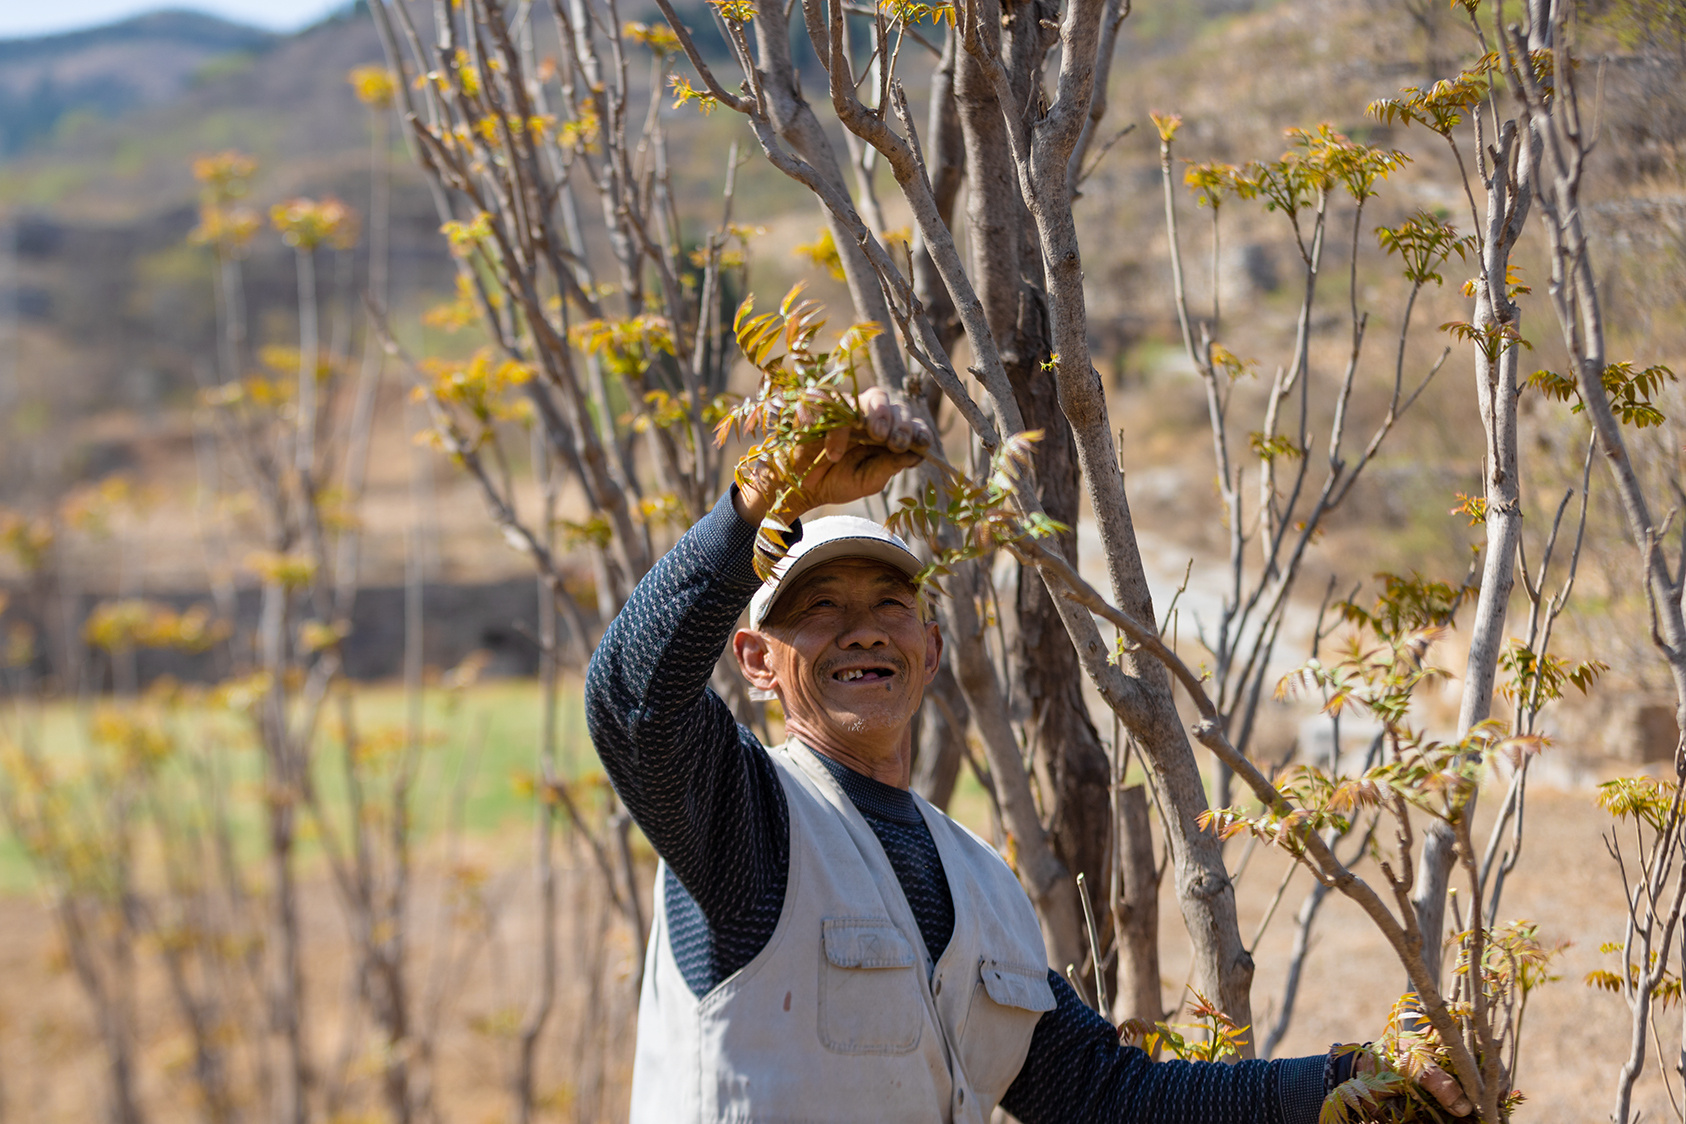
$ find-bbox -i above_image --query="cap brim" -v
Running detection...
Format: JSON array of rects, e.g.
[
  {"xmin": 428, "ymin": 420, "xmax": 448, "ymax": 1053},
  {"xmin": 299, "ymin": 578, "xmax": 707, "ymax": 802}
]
[{"xmin": 750, "ymin": 535, "xmax": 922, "ymax": 627}]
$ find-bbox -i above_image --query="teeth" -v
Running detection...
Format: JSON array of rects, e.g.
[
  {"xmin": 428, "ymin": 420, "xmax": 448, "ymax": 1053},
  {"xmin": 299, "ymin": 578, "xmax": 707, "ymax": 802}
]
[{"xmin": 842, "ymin": 669, "xmax": 865, "ymax": 681}]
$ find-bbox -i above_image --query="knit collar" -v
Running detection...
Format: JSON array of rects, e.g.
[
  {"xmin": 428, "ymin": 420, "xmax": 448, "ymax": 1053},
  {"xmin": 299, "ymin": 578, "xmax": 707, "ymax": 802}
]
[{"xmin": 812, "ymin": 751, "xmax": 923, "ymax": 826}]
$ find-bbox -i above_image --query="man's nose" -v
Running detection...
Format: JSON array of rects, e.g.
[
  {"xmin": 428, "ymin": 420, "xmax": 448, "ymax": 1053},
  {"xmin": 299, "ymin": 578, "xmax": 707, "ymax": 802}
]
[{"xmin": 837, "ymin": 605, "xmax": 890, "ymax": 646}]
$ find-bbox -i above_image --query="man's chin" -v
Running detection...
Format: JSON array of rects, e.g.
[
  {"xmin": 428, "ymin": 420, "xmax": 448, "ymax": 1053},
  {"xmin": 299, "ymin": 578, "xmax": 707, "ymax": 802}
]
[{"xmin": 796, "ymin": 704, "xmax": 913, "ymax": 741}]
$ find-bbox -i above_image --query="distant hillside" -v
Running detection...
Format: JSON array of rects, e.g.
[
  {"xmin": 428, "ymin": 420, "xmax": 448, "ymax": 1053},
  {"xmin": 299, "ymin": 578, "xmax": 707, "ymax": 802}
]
[
  {"xmin": 0, "ymin": 0, "xmax": 1676, "ymax": 532},
  {"xmin": 0, "ymin": 2, "xmax": 458, "ymax": 500},
  {"xmin": 0, "ymin": 10, "xmax": 277, "ymax": 158}
]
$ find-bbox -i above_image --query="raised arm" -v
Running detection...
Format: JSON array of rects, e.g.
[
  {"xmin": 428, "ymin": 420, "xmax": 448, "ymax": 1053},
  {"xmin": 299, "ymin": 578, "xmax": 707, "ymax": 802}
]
[
  {"xmin": 584, "ymin": 386, "xmax": 933, "ymax": 926},
  {"xmin": 585, "ymin": 489, "xmax": 787, "ymax": 923}
]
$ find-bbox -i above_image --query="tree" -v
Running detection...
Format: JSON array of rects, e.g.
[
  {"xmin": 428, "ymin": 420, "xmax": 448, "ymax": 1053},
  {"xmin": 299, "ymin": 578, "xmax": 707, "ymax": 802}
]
[{"xmin": 368, "ymin": 0, "xmax": 1670, "ymax": 1118}]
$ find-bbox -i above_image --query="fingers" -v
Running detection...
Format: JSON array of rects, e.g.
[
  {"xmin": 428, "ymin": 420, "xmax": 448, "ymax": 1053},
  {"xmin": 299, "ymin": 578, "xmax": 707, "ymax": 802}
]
[
  {"xmin": 1419, "ymin": 1065, "xmax": 1474, "ymax": 1117},
  {"xmin": 779, "ymin": 388, "xmax": 934, "ymax": 512},
  {"xmin": 823, "ymin": 425, "xmax": 851, "ymax": 463},
  {"xmin": 858, "ymin": 386, "xmax": 932, "ymax": 455},
  {"xmin": 861, "ymin": 386, "xmax": 894, "ymax": 444}
]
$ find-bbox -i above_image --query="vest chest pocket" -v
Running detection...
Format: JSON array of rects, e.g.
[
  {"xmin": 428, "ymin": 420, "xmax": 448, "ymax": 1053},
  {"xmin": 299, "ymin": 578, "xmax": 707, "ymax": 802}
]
[
  {"xmin": 818, "ymin": 919, "xmax": 923, "ymax": 1055},
  {"xmin": 956, "ymin": 959, "xmax": 1056, "ymax": 1103}
]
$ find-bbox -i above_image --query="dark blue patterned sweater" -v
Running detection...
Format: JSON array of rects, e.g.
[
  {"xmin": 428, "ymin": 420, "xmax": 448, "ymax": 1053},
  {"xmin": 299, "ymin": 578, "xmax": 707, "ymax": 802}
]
[{"xmin": 585, "ymin": 490, "xmax": 1331, "ymax": 1122}]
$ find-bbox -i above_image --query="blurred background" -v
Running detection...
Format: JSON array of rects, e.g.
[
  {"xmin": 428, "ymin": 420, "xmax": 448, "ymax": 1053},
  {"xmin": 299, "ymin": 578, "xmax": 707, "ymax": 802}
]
[{"xmin": 0, "ymin": 0, "xmax": 1681, "ymax": 1120}]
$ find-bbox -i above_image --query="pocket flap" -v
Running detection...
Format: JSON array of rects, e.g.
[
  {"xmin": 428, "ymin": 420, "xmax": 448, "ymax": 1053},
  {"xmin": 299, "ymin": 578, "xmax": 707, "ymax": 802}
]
[
  {"xmin": 979, "ymin": 960, "xmax": 1056, "ymax": 1012},
  {"xmin": 822, "ymin": 919, "xmax": 917, "ymax": 969}
]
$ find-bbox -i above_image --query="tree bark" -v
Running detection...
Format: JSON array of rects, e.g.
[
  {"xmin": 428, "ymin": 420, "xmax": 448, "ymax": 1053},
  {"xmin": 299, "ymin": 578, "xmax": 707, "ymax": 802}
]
[
  {"xmin": 911, "ymin": 27, "xmax": 965, "ymax": 356},
  {"xmin": 1413, "ymin": 121, "xmax": 1531, "ymax": 984},
  {"xmin": 1111, "ymin": 784, "xmax": 1162, "ymax": 1025},
  {"xmin": 941, "ymin": 561, "xmax": 1085, "ymax": 970},
  {"xmin": 954, "ymin": 0, "xmax": 1114, "ymax": 1002},
  {"xmin": 966, "ymin": 0, "xmax": 1256, "ymax": 1040},
  {"xmin": 913, "ymin": 662, "xmax": 969, "ymax": 810},
  {"xmin": 752, "ymin": 0, "xmax": 908, "ymax": 389}
]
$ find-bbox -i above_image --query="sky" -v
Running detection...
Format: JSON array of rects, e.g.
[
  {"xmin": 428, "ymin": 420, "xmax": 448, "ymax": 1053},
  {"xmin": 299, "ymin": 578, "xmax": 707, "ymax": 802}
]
[{"xmin": 0, "ymin": 1, "xmax": 350, "ymax": 39}]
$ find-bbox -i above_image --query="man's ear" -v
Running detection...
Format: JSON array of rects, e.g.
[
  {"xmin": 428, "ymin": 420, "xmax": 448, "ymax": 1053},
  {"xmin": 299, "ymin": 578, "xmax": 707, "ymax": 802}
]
[
  {"xmin": 922, "ymin": 619, "xmax": 942, "ymax": 687},
  {"xmin": 734, "ymin": 628, "xmax": 780, "ymax": 693}
]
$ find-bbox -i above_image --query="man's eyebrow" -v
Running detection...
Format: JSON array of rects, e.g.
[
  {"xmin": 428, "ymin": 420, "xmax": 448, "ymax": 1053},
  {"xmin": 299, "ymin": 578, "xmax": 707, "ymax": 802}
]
[{"xmin": 791, "ymin": 571, "xmax": 915, "ymax": 596}]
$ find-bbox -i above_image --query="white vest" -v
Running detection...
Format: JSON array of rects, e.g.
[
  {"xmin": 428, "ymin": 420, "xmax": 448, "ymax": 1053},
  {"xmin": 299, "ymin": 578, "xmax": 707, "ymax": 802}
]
[{"xmin": 630, "ymin": 741, "xmax": 1056, "ymax": 1123}]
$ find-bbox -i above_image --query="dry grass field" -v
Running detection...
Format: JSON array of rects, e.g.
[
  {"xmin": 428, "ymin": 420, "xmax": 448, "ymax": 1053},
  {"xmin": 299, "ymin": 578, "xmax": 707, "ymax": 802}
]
[{"xmin": 0, "ymin": 730, "xmax": 1670, "ymax": 1123}]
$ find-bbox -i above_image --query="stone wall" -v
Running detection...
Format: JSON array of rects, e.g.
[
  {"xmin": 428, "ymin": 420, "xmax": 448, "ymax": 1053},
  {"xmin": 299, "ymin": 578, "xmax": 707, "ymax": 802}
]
[{"xmin": 2, "ymin": 577, "xmax": 576, "ymax": 691}]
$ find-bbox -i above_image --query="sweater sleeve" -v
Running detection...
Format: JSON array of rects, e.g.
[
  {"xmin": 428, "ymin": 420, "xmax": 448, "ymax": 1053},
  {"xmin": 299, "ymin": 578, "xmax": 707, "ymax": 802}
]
[
  {"xmin": 584, "ymin": 489, "xmax": 789, "ymax": 927},
  {"xmin": 1000, "ymin": 972, "xmax": 1329, "ymax": 1124}
]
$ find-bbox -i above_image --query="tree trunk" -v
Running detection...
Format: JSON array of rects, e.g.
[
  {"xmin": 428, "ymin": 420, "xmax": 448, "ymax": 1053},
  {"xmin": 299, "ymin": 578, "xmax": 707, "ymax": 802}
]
[
  {"xmin": 1010, "ymin": 308, "xmax": 1115, "ymax": 999},
  {"xmin": 913, "ymin": 662, "xmax": 969, "ymax": 810},
  {"xmin": 954, "ymin": 0, "xmax": 1113, "ymax": 1001},
  {"xmin": 1412, "ymin": 122, "xmax": 1531, "ymax": 984},
  {"xmin": 751, "ymin": 0, "xmax": 908, "ymax": 390},
  {"xmin": 984, "ymin": 0, "xmax": 1256, "ymax": 1037},
  {"xmin": 942, "ymin": 561, "xmax": 1086, "ymax": 971},
  {"xmin": 1111, "ymin": 784, "xmax": 1162, "ymax": 1025}
]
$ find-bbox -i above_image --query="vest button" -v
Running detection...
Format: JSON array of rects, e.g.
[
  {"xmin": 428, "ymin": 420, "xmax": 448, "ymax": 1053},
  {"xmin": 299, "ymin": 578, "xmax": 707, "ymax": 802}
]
[{"xmin": 933, "ymin": 976, "xmax": 942, "ymax": 996}]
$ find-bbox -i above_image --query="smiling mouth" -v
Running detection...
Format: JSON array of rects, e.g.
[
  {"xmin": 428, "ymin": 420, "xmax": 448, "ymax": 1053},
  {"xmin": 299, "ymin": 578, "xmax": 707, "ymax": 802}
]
[{"xmin": 835, "ymin": 667, "xmax": 895, "ymax": 682}]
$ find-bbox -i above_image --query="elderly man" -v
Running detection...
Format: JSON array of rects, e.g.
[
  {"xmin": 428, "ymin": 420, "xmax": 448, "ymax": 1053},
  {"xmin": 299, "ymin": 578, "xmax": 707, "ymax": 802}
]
[{"xmin": 586, "ymin": 389, "xmax": 1470, "ymax": 1122}]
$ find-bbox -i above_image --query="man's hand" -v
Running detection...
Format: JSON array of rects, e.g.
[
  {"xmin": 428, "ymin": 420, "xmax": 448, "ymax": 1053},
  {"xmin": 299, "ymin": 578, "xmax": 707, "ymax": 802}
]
[
  {"xmin": 733, "ymin": 386, "xmax": 933, "ymax": 526},
  {"xmin": 1353, "ymin": 1051, "xmax": 1474, "ymax": 1117}
]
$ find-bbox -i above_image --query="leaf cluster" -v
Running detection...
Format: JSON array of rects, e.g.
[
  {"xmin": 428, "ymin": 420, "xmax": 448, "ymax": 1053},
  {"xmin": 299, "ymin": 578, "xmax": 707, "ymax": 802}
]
[
  {"xmin": 1320, "ymin": 993, "xmax": 1526, "ymax": 1123},
  {"xmin": 792, "ymin": 228, "xmax": 848, "ymax": 282},
  {"xmin": 1376, "ymin": 210, "xmax": 1476, "ymax": 288},
  {"xmin": 878, "ymin": 0, "xmax": 955, "ymax": 25},
  {"xmin": 1119, "ymin": 989, "xmax": 1248, "ymax": 1063},
  {"xmin": 1586, "ymin": 943, "xmax": 1683, "ymax": 1008},
  {"xmin": 715, "ymin": 286, "xmax": 1062, "ymax": 584},
  {"xmin": 716, "ymin": 284, "xmax": 872, "ymax": 469},
  {"xmin": 190, "ymin": 150, "xmax": 261, "ymax": 255},
  {"xmin": 1594, "ymin": 775, "xmax": 1678, "ymax": 831},
  {"xmin": 1368, "ymin": 62, "xmax": 1495, "ymax": 137},
  {"xmin": 0, "ymin": 510, "xmax": 54, "ymax": 573},
  {"xmin": 348, "ymin": 64, "xmax": 399, "ymax": 107},
  {"xmin": 669, "ymin": 74, "xmax": 722, "ymax": 115},
  {"xmin": 1181, "ymin": 125, "xmax": 1409, "ymax": 217},
  {"xmin": 270, "ymin": 196, "xmax": 358, "ymax": 252},
  {"xmin": 1448, "ymin": 492, "xmax": 1486, "ymax": 526},
  {"xmin": 570, "ymin": 314, "xmax": 677, "ymax": 380},
  {"xmin": 708, "ymin": 0, "xmax": 756, "ymax": 22},
  {"xmin": 884, "ymin": 431, "xmax": 1064, "ymax": 590},
  {"xmin": 244, "ymin": 550, "xmax": 319, "ymax": 590},
  {"xmin": 416, "ymin": 348, "xmax": 536, "ymax": 443},
  {"xmin": 1526, "ymin": 361, "xmax": 1677, "ymax": 429},
  {"xmin": 1438, "ymin": 319, "xmax": 1530, "ymax": 365},
  {"xmin": 1450, "ymin": 919, "xmax": 1561, "ymax": 1004},
  {"xmin": 711, "ymin": 286, "xmax": 877, "ymax": 576},
  {"xmin": 1497, "ymin": 639, "xmax": 1605, "ymax": 708},
  {"xmin": 84, "ymin": 600, "xmax": 225, "ymax": 654},
  {"xmin": 623, "ymin": 20, "xmax": 681, "ymax": 55},
  {"xmin": 1201, "ymin": 766, "xmax": 1383, "ymax": 855},
  {"xmin": 1249, "ymin": 432, "xmax": 1305, "ymax": 462}
]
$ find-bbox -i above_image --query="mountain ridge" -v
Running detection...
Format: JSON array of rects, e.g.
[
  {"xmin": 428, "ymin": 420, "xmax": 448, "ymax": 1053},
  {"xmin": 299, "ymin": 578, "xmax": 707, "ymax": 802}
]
[
  {"xmin": 0, "ymin": 8, "xmax": 284, "ymax": 158},
  {"xmin": 0, "ymin": 9, "xmax": 272, "ymax": 58}
]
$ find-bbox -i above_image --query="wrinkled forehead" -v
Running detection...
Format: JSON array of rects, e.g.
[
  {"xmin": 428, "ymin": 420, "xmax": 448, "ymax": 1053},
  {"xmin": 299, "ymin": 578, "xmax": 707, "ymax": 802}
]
[{"xmin": 762, "ymin": 557, "xmax": 919, "ymax": 625}]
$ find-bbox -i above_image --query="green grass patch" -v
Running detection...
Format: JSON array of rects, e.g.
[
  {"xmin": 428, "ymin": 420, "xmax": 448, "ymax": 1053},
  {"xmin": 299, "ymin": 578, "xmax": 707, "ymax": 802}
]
[{"xmin": 0, "ymin": 677, "xmax": 595, "ymax": 895}]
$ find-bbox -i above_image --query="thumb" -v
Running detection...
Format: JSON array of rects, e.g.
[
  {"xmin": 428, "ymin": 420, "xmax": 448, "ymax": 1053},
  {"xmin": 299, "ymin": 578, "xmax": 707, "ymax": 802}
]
[
  {"xmin": 1420, "ymin": 1065, "xmax": 1474, "ymax": 1117},
  {"xmin": 822, "ymin": 426, "xmax": 850, "ymax": 463}
]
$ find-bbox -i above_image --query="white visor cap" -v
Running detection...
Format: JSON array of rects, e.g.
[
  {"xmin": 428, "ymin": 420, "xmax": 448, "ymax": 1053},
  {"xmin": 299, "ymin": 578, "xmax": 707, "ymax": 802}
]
[{"xmin": 747, "ymin": 515, "xmax": 923, "ymax": 629}]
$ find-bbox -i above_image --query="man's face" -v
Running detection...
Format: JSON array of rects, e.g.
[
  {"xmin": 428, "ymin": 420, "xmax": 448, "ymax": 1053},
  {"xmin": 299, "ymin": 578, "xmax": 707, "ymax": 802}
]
[{"xmin": 737, "ymin": 558, "xmax": 941, "ymax": 756}]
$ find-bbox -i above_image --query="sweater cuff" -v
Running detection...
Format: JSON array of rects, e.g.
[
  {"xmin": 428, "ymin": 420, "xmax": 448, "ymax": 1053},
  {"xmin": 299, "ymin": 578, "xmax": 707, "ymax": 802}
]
[
  {"xmin": 1275, "ymin": 1054, "xmax": 1329, "ymax": 1124},
  {"xmin": 693, "ymin": 487, "xmax": 774, "ymax": 597}
]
